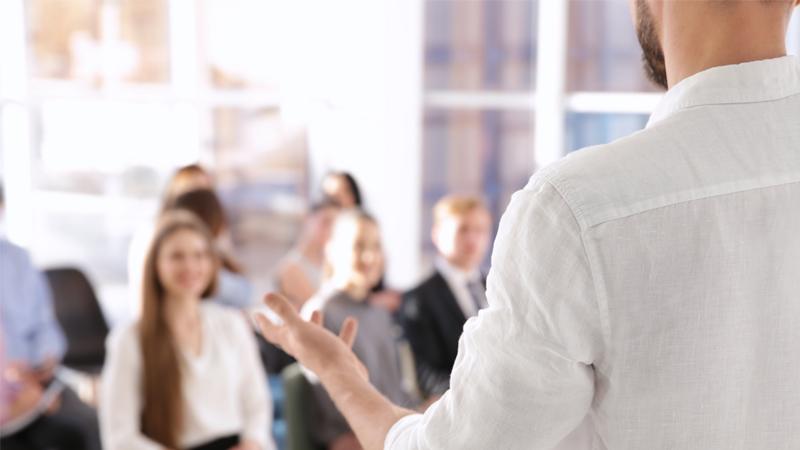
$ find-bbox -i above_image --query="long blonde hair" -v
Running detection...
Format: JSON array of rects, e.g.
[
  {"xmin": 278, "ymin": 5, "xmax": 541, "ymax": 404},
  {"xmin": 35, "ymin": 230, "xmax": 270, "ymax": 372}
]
[{"xmin": 139, "ymin": 211, "xmax": 218, "ymax": 448}]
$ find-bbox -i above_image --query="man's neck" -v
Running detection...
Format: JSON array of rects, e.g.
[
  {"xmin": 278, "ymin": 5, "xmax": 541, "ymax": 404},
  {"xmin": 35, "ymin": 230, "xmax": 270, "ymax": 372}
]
[
  {"xmin": 437, "ymin": 256, "xmax": 479, "ymax": 279},
  {"xmin": 663, "ymin": 2, "xmax": 791, "ymax": 88}
]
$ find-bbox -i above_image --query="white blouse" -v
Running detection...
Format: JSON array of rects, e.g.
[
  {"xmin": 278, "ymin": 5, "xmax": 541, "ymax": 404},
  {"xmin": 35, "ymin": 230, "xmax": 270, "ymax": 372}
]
[
  {"xmin": 100, "ymin": 302, "xmax": 275, "ymax": 450},
  {"xmin": 387, "ymin": 56, "xmax": 800, "ymax": 449}
]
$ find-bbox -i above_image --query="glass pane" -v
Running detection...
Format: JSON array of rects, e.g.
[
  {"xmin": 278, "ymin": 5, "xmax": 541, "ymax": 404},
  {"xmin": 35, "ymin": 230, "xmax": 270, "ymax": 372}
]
[
  {"xmin": 26, "ymin": 0, "xmax": 169, "ymax": 83},
  {"xmin": 567, "ymin": 0, "xmax": 659, "ymax": 92},
  {"xmin": 422, "ymin": 109, "xmax": 535, "ymax": 266},
  {"xmin": 119, "ymin": 0, "xmax": 170, "ymax": 83},
  {"xmin": 27, "ymin": 0, "xmax": 101, "ymax": 80},
  {"xmin": 209, "ymin": 107, "xmax": 310, "ymax": 294},
  {"xmin": 202, "ymin": 0, "xmax": 283, "ymax": 90},
  {"xmin": 566, "ymin": 112, "xmax": 649, "ymax": 152},
  {"xmin": 424, "ymin": 0, "xmax": 537, "ymax": 91},
  {"xmin": 33, "ymin": 99, "xmax": 199, "ymax": 195}
]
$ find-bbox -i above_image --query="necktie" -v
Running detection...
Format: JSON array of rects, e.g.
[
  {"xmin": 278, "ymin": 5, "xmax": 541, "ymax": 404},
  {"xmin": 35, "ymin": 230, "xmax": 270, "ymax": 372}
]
[{"xmin": 466, "ymin": 278, "xmax": 487, "ymax": 314}]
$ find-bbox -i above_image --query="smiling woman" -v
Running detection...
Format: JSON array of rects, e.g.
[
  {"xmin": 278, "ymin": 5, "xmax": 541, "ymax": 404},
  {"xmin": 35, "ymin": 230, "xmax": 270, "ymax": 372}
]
[{"xmin": 99, "ymin": 211, "xmax": 275, "ymax": 450}]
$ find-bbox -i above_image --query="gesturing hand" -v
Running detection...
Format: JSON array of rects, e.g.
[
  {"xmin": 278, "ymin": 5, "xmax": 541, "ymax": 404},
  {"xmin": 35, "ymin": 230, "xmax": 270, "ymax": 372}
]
[{"xmin": 255, "ymin": 293, "xmax": 368, "ymax": 382}]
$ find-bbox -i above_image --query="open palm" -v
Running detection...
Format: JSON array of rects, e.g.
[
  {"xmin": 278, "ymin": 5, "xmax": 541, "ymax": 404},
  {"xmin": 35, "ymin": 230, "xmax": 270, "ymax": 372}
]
[{"xmin": 255, "ymin": 293, "xmax": 368, "ymax": 381}]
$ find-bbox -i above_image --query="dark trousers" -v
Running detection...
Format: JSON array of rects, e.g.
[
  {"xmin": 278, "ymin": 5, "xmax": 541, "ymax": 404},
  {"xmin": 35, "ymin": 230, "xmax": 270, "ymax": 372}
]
[
  {"xmin": 0, "ymin": 414, "xmax": 86, "ymax": 450},
  {"xmin": 0, "ymin": 387, "xmax": 99, "ymax": 450},
  {"xmin": 188, "ymin": 435, "xmax": 240, "ymax": 450}
]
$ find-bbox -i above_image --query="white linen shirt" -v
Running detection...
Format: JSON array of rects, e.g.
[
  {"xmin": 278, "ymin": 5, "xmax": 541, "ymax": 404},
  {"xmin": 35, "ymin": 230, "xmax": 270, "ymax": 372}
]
[
  {"xmin": 386, "ymin": 56, "xmax": 800, "ymax": 449},
  {"xmin": 100, "ymin": 302, "xmax": 275, "ymax": 450}
]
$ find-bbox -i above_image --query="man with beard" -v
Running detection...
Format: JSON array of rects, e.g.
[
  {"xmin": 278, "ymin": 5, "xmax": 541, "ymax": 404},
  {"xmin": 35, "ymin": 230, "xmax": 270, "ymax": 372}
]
[{"xmin": 257, "ymin": 1, "xmax": 800, "ymax": 449}]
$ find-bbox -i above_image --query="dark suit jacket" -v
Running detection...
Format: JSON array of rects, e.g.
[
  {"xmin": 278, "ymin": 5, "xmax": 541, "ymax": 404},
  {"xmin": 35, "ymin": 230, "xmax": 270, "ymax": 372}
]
[{"xmin": 398, "ymin": 270, "xmax": 485, "ymax": 398}]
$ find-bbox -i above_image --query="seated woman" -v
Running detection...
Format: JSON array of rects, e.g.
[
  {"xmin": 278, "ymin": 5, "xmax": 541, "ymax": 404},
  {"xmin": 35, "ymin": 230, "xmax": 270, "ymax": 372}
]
[
  {"xmin": 275, "ymin": 200, "xmax": 339, "ymax": 310},
  {"xmin": 301, "ymin": 210, "xmax": 418, "ymax": 450},
  {"xmin": 100, "ymin": 211, "xmax": 274, "ymax": 450}
]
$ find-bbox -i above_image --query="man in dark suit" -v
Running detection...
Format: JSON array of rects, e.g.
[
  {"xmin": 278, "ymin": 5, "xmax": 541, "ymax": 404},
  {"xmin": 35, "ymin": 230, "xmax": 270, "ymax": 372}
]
[{"xmin": 399, "ymin": 195, "xmax": 492, "ymax": 398}]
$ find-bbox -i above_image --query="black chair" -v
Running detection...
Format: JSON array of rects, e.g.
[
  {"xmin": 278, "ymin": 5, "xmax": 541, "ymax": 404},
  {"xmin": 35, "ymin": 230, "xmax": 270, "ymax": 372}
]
[{"xmin": 44, "ymin": 267, "xmax": 109, "ymax": 374}]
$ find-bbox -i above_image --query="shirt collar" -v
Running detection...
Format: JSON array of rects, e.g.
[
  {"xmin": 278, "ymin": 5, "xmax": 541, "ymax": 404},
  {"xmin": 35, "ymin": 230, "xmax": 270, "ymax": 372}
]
[
  {"xmin": 434, "ymin": 256, "xmax": 481, "ymax": 286},
  {"xmin": 647, "ymin": 56, "xmax": 800, "ymax": 128}
]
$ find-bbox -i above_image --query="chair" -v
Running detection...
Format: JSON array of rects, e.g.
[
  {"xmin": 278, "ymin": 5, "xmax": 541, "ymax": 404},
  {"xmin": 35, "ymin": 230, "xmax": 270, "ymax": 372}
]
[
  {"xmin": 44, "ymin": 267, "xmax": 109, "ymax": 374},
  {"xmin": 281, "ymin": 363, "xmax": 324, "ymax": 450}
]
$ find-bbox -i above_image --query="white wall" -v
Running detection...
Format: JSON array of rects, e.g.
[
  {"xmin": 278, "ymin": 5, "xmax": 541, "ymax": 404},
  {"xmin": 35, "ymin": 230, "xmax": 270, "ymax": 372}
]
[
  {"xmin": 0, "ymin": 0, "xmax": 34, "ymax": 247},
  {"xmin": 290, "ymin": 0, "xmax": 425, "ymax": 289}
]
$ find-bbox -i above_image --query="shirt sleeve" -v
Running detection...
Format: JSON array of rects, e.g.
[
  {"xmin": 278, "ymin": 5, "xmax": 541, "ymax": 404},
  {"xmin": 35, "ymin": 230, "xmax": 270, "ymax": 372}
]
[
  {"xmin": 385, "ymin": 175, "xmax": 605, "ymax": 449},
  {"xmin": 99, "ymin": 326, "xmax": 162, "ymax": 450},
  {"xmin": 30, "ymin": 267, "xmax": 67, "ymax": 366},
  {"xmin": 0, "ymin": 242, "xmax": 66, "ymax": 366},
  {"xmin": 234, "ymin": 314, "xmax": 274, "ymax": 450}
]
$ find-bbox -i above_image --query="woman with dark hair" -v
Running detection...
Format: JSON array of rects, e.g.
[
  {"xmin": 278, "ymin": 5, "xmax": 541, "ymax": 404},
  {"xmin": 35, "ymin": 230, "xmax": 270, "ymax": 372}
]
[
  {"xmin": 167, "ymin": 189, "xmax": 253, "ymax": 309},
  {"xmin": 275, "ymin": 200, "xmax": 340, "ymax": 310},
  {"xmin": 100, "ymin": 212, "xmax": 273, "ymax": 450},
  {"xmin": 321, "ymin": 171, "xmax": 362, "ymax": 208},
  {"xmin": 160, "ymin": 164, "xmax": 214, "ymax": 212}
]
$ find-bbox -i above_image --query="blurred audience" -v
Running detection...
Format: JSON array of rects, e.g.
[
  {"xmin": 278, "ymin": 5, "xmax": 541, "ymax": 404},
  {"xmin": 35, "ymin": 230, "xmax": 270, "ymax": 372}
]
[
  {"xmin": 167, "ymin": 188, "xmax": 254, "ymax": 310},
  {"xmin": 100, "ymin": 211, "xmax": 274, "ymax": 450},
  {"xmin": 0, "ymin": 185, "xmax": 100, "ymax": 450},
  {"xmin": 398, "ymin": 195, "xmax": 492, "ymax": 398},
  {"xmin": 302, "ymin": 210, "xmax": 418, "ymax": 450},
  {"xmin": 275, "ymin": 200, "xmax": 339, "ymax": 310},
  {"xmin": 321, "ymin": 171, "xmax": 362, "ymax": 209}
]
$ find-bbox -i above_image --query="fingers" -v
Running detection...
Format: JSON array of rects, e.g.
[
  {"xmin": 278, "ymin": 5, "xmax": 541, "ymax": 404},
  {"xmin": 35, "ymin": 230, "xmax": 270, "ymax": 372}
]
[
  {"xmin": 263, "ymin": 292, "xmax": 300, "ymax": 325},
  {"xmin": 310, "ymin": 310, "xmax": 323, "ymax": 326},
  {"xmin": 254, "ymin": 313, "xmax": 283, "ymax": 345},
  {"xmin": 339, "ymin": 317, "xmax": 359, "ymax": 349}
]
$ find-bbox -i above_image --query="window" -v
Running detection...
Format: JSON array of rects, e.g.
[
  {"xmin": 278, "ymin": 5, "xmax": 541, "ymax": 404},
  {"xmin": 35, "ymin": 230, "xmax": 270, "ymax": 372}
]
[
  {"xmin": 421, "ymin": 0, "xmax": 538, "ymax": 267},
  {"xmin": 3, "ymin": 0, "xmax": 307, "ymax": 325},
  {"xmin": 422, "ymin": 109, "xmax": 534, "ymax": 263}
]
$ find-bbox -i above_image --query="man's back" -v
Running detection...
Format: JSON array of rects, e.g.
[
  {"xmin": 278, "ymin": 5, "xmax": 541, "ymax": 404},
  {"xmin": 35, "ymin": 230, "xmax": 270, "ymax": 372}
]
[
  {"xmin": 547, "ymin": 56, "xmax": 800, "ymax": 448},
  {"xmin": 383, "ymin": 56, "xmax": 800, "ymax": 450},
  {"xmin": 253, "ymin": 3, "xmax": 800, "ymax": 449}
]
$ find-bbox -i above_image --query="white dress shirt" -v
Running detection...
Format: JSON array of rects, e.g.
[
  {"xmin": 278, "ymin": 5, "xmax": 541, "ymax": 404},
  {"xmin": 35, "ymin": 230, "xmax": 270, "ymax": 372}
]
[
  {"xmin": 386, "ymin": 56, "xmax": 800, "ymax": 449},
  {"xmin": 434, "ymin": 257, "xmax": 485, "ymax": 319},
  {"xmin": 100, "ymin": 303, "xmax": 275, "ymax": 450}
]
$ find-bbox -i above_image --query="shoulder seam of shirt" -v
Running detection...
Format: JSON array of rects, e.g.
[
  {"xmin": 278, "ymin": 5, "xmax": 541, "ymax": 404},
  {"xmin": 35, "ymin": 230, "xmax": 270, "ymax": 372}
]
[
  {"xmin": 671, "ymin": 88, "xmax": 800, "ymax": 116},
  {"xmin": 539, "ymin": 176, "xmax": 611, "ymax": 362},
  {"xmin": 590, "ymin": 175, "xmax": 800, "ymax": 229}
]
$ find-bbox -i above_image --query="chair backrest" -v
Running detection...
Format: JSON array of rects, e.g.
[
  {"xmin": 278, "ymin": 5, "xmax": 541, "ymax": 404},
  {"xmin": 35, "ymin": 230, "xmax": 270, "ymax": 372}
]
[
  {"xmin": 281, "ymin": 363, "xmax": 325, "ymax": 450},
  {"xmin": 44, "ymin": 267, "xmax": 109, "ymax": 373}
]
